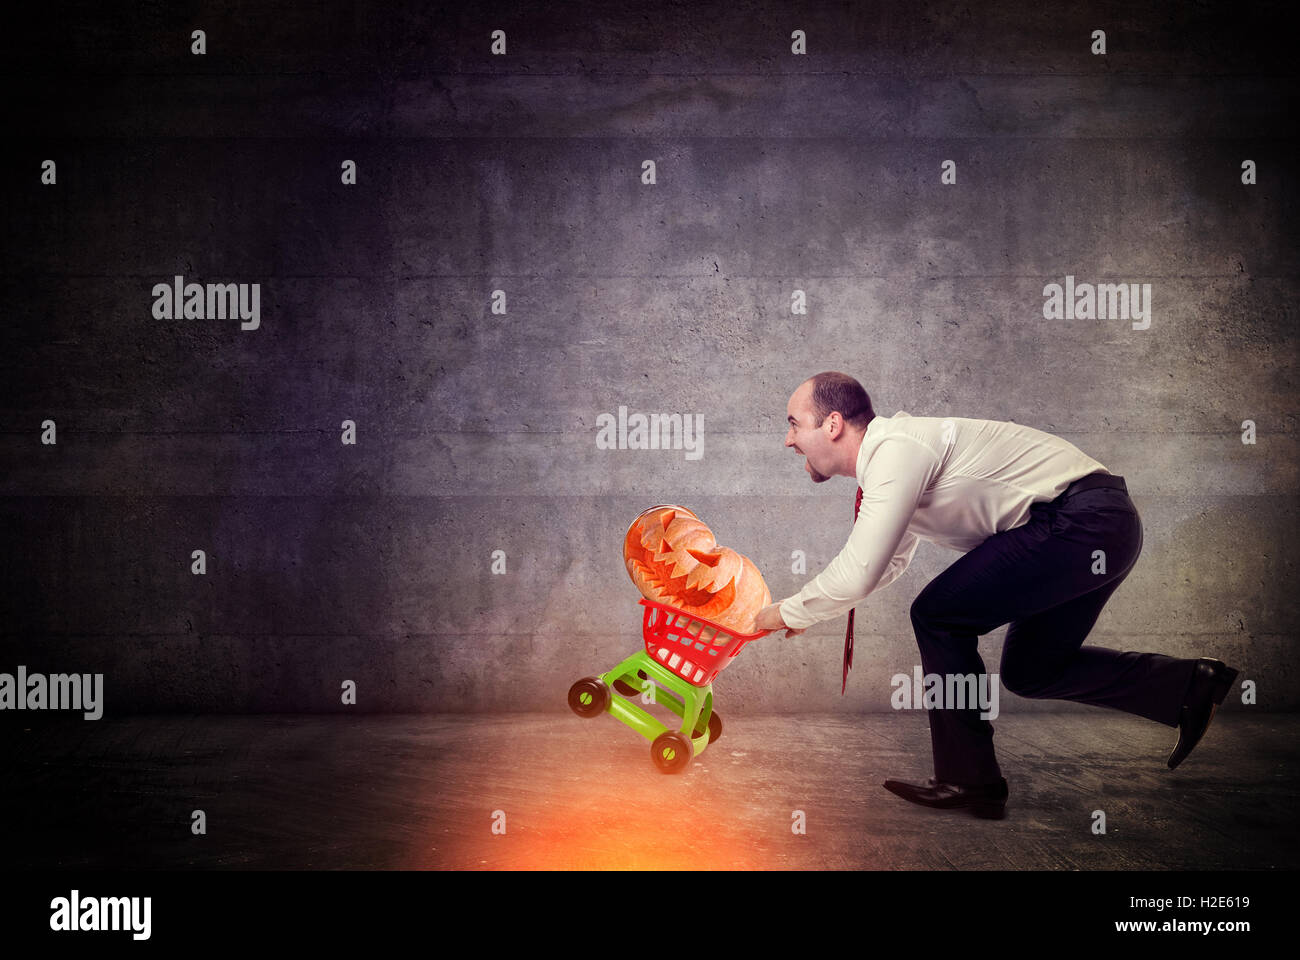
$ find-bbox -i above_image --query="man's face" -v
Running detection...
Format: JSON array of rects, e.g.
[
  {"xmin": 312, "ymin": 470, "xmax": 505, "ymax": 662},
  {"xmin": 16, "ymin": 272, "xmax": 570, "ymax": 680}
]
[{"xmin": 785, "ymin": 382, "xmax": 833, "ymax": 483}]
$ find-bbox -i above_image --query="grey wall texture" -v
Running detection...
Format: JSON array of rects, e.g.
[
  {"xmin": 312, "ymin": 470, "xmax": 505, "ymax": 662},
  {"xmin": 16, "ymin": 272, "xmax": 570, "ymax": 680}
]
[{"xmin": 1, "ymin": 0, "xmax": 1296, "ymax": 715}]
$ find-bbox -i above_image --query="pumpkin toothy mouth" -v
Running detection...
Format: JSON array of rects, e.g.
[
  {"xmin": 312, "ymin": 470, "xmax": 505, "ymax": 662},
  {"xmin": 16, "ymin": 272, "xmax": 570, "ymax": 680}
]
[
  {"xmin": 627, "ymin": 541, "xmax": 738, "ymax": 614},
  {"xmin": 623, "ymin": 504, "xmax": 768, "ymax": 632}
]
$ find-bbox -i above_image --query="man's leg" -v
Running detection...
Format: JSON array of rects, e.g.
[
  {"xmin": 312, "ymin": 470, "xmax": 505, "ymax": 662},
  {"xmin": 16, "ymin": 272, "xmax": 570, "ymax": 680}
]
[
  {"xmin": 999, "ymin": 493, "xmax": 1196, "ymax": 726},
  {"xmin": 908, "ymin": 488, "xmax": 1155, "ymax": 785}
]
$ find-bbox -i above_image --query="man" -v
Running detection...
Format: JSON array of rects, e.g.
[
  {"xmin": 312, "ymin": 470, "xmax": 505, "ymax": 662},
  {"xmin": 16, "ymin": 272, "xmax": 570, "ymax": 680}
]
[{"xmin": 753, "ymin": 372, "xmax": 1240, "ymax": 819}]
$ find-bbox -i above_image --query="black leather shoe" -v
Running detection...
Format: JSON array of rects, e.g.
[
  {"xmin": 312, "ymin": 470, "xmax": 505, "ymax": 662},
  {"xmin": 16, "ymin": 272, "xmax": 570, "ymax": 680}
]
[
  {"xmin": 882, "ymin": 776, "xmax": 1009, "ymax": 819},
  {"xmin": 1168, "ymin": 658, "xmax": 1239, "ymax": 770}
]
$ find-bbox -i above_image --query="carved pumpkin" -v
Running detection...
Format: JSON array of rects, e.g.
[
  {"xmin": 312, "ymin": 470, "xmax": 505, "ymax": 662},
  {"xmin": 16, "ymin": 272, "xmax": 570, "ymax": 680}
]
[{"xmin": 623, "ymin": 504, "xmax": 770, "ymax": 634}]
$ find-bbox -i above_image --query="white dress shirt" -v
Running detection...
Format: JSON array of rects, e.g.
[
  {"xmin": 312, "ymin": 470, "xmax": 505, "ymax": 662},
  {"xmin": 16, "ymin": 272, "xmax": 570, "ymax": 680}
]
[{"xmin": 777, "ymin": 412, "xmax": 1111, "ymax": 630}]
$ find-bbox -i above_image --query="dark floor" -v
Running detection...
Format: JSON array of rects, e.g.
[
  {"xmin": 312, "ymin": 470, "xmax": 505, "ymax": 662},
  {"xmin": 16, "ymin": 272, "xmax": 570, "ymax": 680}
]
[{"xmin": 1, "ymin": 711, "xmax": 1294, "ymax": 870}]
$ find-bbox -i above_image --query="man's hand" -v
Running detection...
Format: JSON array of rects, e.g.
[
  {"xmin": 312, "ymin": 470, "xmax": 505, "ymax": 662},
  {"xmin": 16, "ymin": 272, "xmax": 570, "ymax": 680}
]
[{"xmin": 754, "ymin": 602, "xmax": 806, "ymax": 639}]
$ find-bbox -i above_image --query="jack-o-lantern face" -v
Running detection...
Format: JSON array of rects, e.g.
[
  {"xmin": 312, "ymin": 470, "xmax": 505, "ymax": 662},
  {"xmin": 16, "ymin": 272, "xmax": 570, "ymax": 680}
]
[{"xmin": 623, "ymin": 504, "xmax": 770, "ymax": 634}]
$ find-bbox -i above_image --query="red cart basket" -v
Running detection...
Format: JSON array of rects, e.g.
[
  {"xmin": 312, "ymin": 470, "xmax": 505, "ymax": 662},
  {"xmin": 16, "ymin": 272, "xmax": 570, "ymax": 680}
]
[{"xmin": 638, "ymin": 597, "xmax": 764, "ymax": 687}]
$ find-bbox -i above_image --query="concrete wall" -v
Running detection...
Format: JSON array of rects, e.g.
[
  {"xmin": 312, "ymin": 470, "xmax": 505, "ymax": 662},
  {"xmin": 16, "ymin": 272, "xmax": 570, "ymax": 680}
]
[{"xmin": 1, "ymin": 0, "xmax": 1296, "ymax": 714}]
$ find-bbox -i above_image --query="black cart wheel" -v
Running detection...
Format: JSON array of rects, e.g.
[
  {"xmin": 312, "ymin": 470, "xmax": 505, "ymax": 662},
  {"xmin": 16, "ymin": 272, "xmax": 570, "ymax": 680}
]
[
  {"xmin": 568, "ymin": 677, "xmax": 610, "ymax": 718},
  {"xmin": 652, "ymin": 730, "xmax": 693, "ymax": 774},
  {"xmin": 615, "ymin": 668, "xmax": 651, "ymax": 698},
  {"xmin": 707, "ymin": 710, "xmax": 722, "ymax": 744},
  {"xmin": 613, "ymin": 678, "xmax": 639, "ymax": 697}
]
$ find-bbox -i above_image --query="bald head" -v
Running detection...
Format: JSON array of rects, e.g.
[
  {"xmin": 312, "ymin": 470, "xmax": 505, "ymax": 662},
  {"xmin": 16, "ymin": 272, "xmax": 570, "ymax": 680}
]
[{"xmin": 783, "ymin": 373, "xmax": 875, "ymax": 483}]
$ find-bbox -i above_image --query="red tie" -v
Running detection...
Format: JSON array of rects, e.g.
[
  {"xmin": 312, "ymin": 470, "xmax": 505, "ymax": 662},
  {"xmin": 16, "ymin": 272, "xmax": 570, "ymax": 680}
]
[{"xmin": 843, "ymin": 485, "xmax": 863, "ymax": 695}]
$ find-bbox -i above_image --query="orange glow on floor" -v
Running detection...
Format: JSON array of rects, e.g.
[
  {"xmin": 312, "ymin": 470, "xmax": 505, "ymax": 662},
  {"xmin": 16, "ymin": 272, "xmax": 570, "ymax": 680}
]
[{"xmin": 420, "ymin": 737, "xmax": 788, "ymax": 870}]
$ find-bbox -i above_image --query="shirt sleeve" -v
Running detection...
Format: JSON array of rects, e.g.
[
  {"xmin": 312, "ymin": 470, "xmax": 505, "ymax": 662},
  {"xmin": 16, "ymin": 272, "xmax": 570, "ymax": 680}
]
[{"xmin": 777, "ymin": 437, "xmax": 937, "ymax": 630}]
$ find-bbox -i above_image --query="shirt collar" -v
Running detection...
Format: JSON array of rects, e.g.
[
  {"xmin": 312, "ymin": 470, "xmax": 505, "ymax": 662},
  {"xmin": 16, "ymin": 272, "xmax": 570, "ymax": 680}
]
[{"xmin": 857, "ymin": 413, "xmax": 888, "ymax": 476}]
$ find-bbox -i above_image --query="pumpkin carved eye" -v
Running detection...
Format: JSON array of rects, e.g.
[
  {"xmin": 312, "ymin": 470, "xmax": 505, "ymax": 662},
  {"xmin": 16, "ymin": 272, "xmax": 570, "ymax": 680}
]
[
  {"xmin": 623, "ymin": 504, "xmax": 770, "ymax": 634},
  {"xmin": 687, "ymin": 549, "xmax": 722, "ymax": 566}
]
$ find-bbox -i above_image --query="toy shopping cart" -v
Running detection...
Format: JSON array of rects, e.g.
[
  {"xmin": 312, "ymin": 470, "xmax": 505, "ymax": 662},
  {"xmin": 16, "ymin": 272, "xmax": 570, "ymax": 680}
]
[{"xmin": 567, "ymin": 597, "xmax": 769, "ymax": 773}]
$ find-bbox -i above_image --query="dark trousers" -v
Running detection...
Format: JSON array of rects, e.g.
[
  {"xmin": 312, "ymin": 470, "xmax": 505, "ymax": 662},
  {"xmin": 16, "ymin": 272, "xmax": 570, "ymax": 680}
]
[{"xmin": 908, "ymin": 472, "xmax": 1198, "ymax": 785}]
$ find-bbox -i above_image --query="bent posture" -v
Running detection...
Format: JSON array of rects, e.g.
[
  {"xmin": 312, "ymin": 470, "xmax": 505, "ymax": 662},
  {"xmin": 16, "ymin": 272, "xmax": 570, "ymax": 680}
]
[{"xmin": 754, "ymin": 372, "xmax": 1239, "ymax": 819}]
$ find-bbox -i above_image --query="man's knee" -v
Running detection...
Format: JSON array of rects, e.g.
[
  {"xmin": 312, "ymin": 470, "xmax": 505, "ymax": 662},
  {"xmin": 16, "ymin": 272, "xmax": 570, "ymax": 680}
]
[
  {"xmin": 1000, "ymin": 657, "xmax": 1053, "ymax": 698},
  {"xmin": 910, "ymin": 590, "xmax": 942, "ymax": 631},
  {"xmin": 911, "ymin": 589, "xmax": 988, "ymax": 649}
]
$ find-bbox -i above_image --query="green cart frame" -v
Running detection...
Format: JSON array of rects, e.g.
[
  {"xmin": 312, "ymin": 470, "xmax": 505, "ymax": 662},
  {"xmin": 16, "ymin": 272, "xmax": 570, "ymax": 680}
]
[{"xmin": 568, "ymin": 598, "xmax": 767, "ymax": 773}]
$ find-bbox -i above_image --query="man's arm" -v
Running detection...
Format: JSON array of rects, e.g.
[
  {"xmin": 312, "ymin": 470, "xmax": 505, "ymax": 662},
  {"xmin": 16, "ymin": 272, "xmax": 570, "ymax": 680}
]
[
  {"xmin": 777, "ymin": 436, "xmax": 937, "ymax": 630},
  {"xmin": 877, "ymin": 528, "xmax": 921, "ymax": 592}
]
